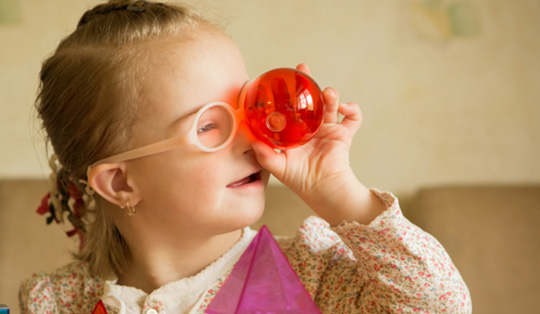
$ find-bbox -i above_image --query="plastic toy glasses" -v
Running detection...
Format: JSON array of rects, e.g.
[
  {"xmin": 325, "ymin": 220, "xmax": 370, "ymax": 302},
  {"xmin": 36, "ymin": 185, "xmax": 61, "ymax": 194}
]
[{"xmin": 88, "ymin": 68, "xmax": 325, "ymax": 169}]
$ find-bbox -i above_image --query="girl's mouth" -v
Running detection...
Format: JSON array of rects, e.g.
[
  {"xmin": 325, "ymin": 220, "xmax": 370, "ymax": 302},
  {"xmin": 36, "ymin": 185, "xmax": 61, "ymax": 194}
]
[{"xmin": 227, "ymin": 171, "xmax": 262, "ymax": 188}]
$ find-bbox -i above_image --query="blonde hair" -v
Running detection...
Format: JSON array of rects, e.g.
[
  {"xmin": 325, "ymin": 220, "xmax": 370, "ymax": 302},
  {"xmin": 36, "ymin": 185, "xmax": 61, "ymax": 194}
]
[{"xmin": 36, "ymin": 0, "xmax": 219, "ymax": 278}]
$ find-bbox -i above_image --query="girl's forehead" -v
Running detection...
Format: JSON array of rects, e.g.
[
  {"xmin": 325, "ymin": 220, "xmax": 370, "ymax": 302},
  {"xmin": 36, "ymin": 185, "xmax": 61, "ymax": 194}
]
[
  {"xmin": 148, "ymin": 35, "xmax": 248, "ymax": 105},
  {"xmin": 134, "ymin": 32, "xmax": 247, "ymax": 132},
  {"xmin": 149, "ymin": 32, "xmax": 245, "ymax": 81}
]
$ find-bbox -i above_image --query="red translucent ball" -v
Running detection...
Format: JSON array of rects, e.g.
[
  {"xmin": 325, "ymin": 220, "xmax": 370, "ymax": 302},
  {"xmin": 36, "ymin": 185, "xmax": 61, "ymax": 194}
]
[{"xmin": 241, "ymin": 68, "xmax": 325, "ymax": 149}]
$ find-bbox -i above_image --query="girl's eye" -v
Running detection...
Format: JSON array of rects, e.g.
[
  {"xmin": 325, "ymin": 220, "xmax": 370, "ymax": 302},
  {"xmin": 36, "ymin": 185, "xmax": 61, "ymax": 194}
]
[{"xmin": 197, "ymin": 122, "xmax": 218, "ymax": 134}]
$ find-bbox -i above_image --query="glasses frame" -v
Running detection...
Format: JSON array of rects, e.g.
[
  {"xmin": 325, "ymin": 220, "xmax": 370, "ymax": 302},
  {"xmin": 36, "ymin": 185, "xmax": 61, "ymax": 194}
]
[{"xmin": 87, "ymin": 101, "xmax": 243, "ymax": 173}]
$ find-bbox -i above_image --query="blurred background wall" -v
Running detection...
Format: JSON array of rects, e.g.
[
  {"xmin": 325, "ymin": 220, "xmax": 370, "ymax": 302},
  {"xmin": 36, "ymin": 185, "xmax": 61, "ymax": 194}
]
[{"xmin": 1, "ymin": 0, "xmax": 539, "ymax": 198}]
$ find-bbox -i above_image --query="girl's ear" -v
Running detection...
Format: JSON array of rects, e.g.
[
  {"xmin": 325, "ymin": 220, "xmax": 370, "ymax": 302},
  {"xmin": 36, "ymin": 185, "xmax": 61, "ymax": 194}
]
[{"xmin": 88, "ymin": 163, "xmax": 141, "ymax": 208}]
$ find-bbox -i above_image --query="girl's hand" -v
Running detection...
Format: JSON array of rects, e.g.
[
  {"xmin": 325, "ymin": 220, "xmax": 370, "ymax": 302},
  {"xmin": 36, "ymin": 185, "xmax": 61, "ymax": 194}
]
[{"xmin": 253, "ymin": 64, "xmax": 385, "ymax": 225}]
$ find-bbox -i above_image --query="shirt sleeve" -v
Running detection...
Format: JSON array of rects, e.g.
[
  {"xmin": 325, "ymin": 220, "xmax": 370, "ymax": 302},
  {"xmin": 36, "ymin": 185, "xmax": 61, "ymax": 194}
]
[
  {"xmin": 19, "ymin": 273, "xmax": 59, "ymax": 314},
  {"xmin": 279, "ymin": 190, "xmax": 472, "ymax": 313},
  {"xmin": 18, "ymin": 262, "xmax": 105, "ymax": 314}
]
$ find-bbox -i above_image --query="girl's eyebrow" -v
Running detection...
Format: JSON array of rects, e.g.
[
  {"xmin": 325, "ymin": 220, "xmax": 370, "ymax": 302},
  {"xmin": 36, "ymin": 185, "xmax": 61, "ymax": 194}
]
[{"xmin": 167, "ymin": 104, "xmax": 204, "ymax": 130}]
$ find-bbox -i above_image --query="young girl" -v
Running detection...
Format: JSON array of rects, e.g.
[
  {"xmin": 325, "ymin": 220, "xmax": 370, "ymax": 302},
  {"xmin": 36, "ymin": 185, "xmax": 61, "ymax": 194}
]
[{"xmin": 20, "ymin": 1, "xmax": 471, "ymax": 313}]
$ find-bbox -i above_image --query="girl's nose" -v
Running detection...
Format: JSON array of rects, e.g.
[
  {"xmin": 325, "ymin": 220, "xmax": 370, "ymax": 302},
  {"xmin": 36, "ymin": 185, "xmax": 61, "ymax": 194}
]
[{"xmin": 232, "ymin": 119, "xmax": 257, "ymax": 154}]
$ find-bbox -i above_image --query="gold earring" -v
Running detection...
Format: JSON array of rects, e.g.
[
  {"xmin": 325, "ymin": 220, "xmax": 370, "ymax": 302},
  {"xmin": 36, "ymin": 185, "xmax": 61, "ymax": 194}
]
[{"xmin": 126, "ymin": 201, "xmax": 136, "ymax": 217}]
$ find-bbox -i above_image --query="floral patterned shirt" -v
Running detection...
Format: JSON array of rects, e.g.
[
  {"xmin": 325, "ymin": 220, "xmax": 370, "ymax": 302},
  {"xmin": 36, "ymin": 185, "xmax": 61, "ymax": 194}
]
[{"xmin": 19, "ymin": 190, "xmax": 472, "ymax": 313}]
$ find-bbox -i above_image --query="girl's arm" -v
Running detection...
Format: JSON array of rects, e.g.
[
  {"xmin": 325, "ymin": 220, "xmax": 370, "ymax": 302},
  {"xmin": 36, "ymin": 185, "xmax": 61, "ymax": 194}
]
[
  {"xmin": 255, "ymin": 65, "xmax": 471, "ymax": 312},
  {"xmin": 331, "ymin": 190, "xmax": 472, "ymax": 313},
  {"xmin": 279, "ymin": 192, "xmax": 472, "ymax": 313}
]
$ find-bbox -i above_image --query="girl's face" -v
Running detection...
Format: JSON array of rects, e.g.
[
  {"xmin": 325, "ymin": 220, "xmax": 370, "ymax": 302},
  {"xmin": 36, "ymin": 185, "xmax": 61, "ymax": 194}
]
[{"xmin": 125, "ymin": 31, "xmax": 269, "ymax": 239}]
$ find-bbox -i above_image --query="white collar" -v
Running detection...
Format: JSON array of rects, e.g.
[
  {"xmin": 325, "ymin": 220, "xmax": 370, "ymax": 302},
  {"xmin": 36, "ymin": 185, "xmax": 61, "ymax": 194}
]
[{"xmin": 101, "ymin": 227, "xmax": 257, "ymax": 314}]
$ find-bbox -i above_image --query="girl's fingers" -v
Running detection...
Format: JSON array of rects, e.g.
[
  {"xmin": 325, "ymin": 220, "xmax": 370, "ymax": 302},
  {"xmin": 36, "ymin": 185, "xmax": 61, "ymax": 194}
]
[
  {"xmin": 293, "ymin": 65, "xmax": 362, "ymax": 134},
  {"xmin": 296, "ymin": 63, "xmax": 311, "ymax": 76},
  {"xmin": 338, "ymin": 102, "xmax": 363, "ymax": 134},
  {"xmin": 323, "ymin": 87, "xmax": 340, "ymax": 124},
  {"xmin": 252, "ymin": 141, "xmax": 284, "ymax": 174}
]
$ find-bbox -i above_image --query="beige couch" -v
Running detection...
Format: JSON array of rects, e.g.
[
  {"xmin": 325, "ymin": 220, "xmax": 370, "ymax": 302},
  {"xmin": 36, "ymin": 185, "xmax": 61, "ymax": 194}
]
[{"xmin": 1, "ymin": 179, "xmax": 539, "ymax": 313}]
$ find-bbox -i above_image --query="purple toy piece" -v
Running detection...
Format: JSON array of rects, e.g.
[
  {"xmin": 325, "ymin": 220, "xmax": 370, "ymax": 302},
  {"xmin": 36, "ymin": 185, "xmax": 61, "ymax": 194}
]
[{"xmin": 206, "ymin": 226, "xmax": 322, "ymax": 314}]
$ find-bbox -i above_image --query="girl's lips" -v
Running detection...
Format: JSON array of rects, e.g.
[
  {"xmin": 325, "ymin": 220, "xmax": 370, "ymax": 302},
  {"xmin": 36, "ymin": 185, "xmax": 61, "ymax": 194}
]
[{"xmin": 227, "ymin": 171, "xmax": 262, "ymax": 188}]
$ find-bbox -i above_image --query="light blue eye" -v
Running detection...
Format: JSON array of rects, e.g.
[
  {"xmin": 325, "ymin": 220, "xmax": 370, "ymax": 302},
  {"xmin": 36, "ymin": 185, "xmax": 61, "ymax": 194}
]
[
  {"xmin": 195, "ymin": 103, "xmax": 234, "ymax": 149},
  {"xmin": 197, "ymin": 123, "xmax": 218, "ymax": 134}
]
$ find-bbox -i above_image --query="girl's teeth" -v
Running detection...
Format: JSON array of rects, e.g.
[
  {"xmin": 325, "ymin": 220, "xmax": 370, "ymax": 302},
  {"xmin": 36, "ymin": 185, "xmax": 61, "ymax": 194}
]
[
  {"xmin": 228, "ymin": 172, "xmax": 260, "ymax": 187},
  {"xmin": 228, "ymin": 176, "xmax": 251, "ymax": 187}
]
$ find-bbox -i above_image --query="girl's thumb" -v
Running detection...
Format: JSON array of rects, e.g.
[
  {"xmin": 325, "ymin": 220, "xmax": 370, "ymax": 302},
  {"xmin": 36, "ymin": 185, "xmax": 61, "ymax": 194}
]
[{"xmin": 252, "ymin": 141, "xmax": 283, "ymax": 175}]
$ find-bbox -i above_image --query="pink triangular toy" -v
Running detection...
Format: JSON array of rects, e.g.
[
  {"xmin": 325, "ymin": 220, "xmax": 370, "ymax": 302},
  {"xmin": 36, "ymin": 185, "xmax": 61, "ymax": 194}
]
[{"xmin": 206, "ymin": 225, "xmax": 321, "ymax": 313}]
